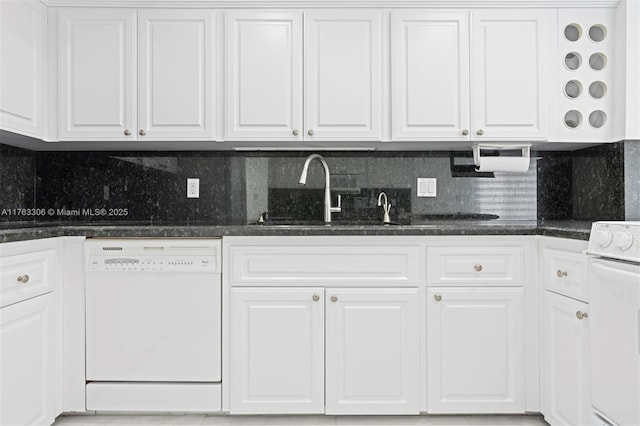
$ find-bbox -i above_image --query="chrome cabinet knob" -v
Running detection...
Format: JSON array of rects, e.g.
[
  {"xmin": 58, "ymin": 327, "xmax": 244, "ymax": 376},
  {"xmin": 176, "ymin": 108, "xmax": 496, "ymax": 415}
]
[
  {"xmin": 576, "ymin": 311, "xmax": 589, "ymax": 320},
  {"xmin": 556, "ymin": 270, "xmax": 568, "ymax": 278},
  {"xmin": 330, "ymin": 295, "xmax": 338, "ymax": 303},
  {"xmin": 462, "ymin": 129, "xmax": 469, "ymax": 136},
  {"xmin": 17, "ymin": 274, "xmax": 30, "ymax": 284},
  {"xmin": 434, "ymin": 294, "xmax": 442, "ymax": 302},
  {"xmin": 292, "ymin": 129, "xmax": 299, "ymax": 136},
  {"xmin": 139, "ymin": 129, "xmax": 146, "ymax": 136},
  {"xmin": 124, "ymin": 129, "xmax": 131, "ymax": 136},
  {"xmin": 474, "ymin": 264, "xmax": 483, "ymax": 272},
  {"xmin": 476, "ymin": 129, "xmax": 484, "ymax": 136},
  {"xmin": 308, "ymin": 129, "xmax": 314, "ymax": 136},
  {"xmin": 312, "ymin": 294, "xmax": 320, "ymax": 302}
]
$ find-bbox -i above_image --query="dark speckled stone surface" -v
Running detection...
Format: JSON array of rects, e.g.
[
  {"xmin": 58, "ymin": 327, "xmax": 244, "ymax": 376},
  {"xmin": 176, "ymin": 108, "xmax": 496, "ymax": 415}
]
[
  {"xmin": 0, "ymin": 220, "xmax": 591, "ymax": 244},
  {"xmin": 0, "ymin": 141, "xmax": 628, "ymax": 244},
  {"xmin": 537, "ymin": 143, "xmax": 625, "ymax": 221}
]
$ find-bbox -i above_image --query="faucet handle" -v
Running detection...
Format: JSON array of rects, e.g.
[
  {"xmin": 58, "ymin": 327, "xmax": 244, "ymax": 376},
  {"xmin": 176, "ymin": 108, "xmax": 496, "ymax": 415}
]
[
  {"xmin": 257, "ymin": 209, "xmax": 269, "ymax": 223},
  {"xmin": 330, "ymin": 194, "xmax": 342, "ymax": 213}
]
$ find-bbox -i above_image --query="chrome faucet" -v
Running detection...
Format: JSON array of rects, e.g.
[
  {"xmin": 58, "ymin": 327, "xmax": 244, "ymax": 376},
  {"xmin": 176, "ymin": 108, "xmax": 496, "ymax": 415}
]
[
  {"xmin": 377, "ymin": 191, "xmax": 392, "ymax": 224},
  {"xmin": 298, "ymin": 154, "xmax": 341, "ymax": 223}
]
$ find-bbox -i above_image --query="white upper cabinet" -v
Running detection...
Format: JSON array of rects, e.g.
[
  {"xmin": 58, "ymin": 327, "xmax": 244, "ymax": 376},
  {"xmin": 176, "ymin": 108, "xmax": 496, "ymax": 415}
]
[
  {"xmin": 391, "ymin": 12, "xmax": 470, "ymax": 141},
  {"xmin": 0, "ymin": 0, "xmax": 46, "ymax": 138},
  {"xmin": 58, "ymin": 9, "xmax": 215, "ymax": 141},
  {"xmin": 304, "ymin": 11, "xmax": 383, "ymax": 141},
  {"xmin": 471, "ymin": 9, "xmax": 553, "ymax": 140},
  {"xmin": 224, "ymin": 10, "xmax": 384, "ymax": 142},
  {"xmin": 137, "ymin": 10, "xmax": 215, "ymax": 140},
  {"xmin": 392, "ymin": 9, "xmax": 553, "ymax": 142},
  {"xmin": 58, "ymin": 9, "xmax": 136, "ymax": 140},
  {"xmin": 225, "ymin": 11, "xmax": 303, "ymax": 141}
]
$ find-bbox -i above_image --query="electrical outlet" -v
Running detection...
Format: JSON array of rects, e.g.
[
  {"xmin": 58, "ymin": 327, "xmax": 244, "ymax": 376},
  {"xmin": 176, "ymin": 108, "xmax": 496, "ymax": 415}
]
[
  {"xmin": 417, "ymin": 178, "xmax": 437, "ymax": 197},
  {"xmin": 187, "ymin": 178, "xmax": 199, "ymax": 198}
]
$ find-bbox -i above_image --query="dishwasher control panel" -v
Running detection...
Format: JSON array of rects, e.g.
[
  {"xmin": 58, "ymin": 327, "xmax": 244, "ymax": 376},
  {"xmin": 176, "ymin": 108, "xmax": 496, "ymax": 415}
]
[
  {"xmin": 87, "ymin": 256, "xmax": 217, "ymax": 272},
  {"xmin": 84, "ymin": 239, "xmax": 221, "ymax": 273}
]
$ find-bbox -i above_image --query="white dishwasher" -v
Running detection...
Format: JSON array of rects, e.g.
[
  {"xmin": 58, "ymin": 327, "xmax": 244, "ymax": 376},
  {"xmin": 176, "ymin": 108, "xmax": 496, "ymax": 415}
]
[{"xmin": 84, "ymin": 239, "xmax": 222, "ymax": 412}]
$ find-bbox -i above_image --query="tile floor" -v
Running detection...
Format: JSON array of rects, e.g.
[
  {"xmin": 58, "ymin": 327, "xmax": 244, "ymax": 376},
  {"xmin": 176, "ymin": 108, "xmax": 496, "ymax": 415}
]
[{"xmin": 53, "ymin": 414, "xmax": 549, "ymax": 426}]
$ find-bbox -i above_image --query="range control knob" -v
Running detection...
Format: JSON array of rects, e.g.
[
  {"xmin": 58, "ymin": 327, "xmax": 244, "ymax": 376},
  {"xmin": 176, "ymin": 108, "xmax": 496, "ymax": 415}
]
[
  {"xmin": 613, "ymin": 231, "xmax": 634, "ymax": 251},
  {"xmin": 596, "ymin": 229, "xmax": 613, "ymax": 248}
]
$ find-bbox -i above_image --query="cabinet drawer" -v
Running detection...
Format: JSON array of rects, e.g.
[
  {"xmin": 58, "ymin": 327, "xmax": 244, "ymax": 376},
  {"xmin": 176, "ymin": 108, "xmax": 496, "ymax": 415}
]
[
  {"xmin": 543, "ymin": 249, "xmax": 588, "ymax": 302},
  {"xmin": 227, "ymin": 244, "xmax": 420, "ymax": 287},
  {"xmin": 1, "ymin": 250, "xmax": 55, "ymax": 307},
  {"xmin": 427, "ymin": 246, "xmax": 523, "ymax": 286}
]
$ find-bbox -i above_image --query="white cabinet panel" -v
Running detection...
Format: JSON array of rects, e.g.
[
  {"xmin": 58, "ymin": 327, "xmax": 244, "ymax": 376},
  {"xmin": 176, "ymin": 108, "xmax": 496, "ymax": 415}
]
[
  {"xmin": 225, "ymin": 11, "xmax": 302, "ymax": 141},
  {"xmin": 227, "ymin": 244, "xmax": 420, "ymax": 287},
  {"xmin": 59, "ymin": 8, "xmax": 215, "ymax": 141},
  {"xmin": 325, "ymin": 288, "xmax": 419, "ymax": 415},
  {"xmin": 58, "ymin": 9, "xmax": 136, "ymax": 140},
  {"xmin": 304, "ymin": 11, "xmax": 383, "ymax": 140},
  {"xmin": 542, "ymin": 249, "xmax": 588, "ymax": 302},
  {"xmin": 471, "ymin": 10, "xmax": 552, "ymax": 140},
  {"xmin": 542, "ymin": 291, "xmax": 591, "ymax": 426},
  {"xmin": 427, "ymin": 287, "xmax": 524, "ymax": 413},
  {"xmin": 0, "ymin": 294, "xmax": 54, "ymax": 426},
  {"xmin": 391, "ymin": 12, "xmax": 470, "ymax": 141},
  {"xmin": 230, "ymin": 288, "xmax": 325, "ymax": 414},
  {"xmin": 427, "ymin": 246, "xmax": 524, "ymax": 286},
  {"xmin": 137, "ymin": 10, "xmax": 214, "ymax": 140},
  {"xmin": 0, "ymin": 0, "xmax": 46, "ymax": 138},
  {"xmin": 0, "ymin": 249, "xmax": 55, "ymax": 308}
]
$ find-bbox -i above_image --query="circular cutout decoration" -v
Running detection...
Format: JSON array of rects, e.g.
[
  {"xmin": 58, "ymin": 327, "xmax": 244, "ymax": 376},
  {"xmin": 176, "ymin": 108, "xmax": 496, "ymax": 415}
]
[
  {"xmin": 564, "ymin": 24, "xmax": 582, "ymax": 41},
  {"xmin": 564, "ymin": 80, "xmax": 583, "ymax": 98},
  {"xmin": 589, "ymin": 110, "xmax": 607, "ymax": 128},
  {"xmin": 589, "ymin": 53, "xmax": 607, "ymax": 70},
  {"xmin": 564, "ymin": 110, "xmax": 582, "ymax": 129},
  {"xmin": 564, "ymin": 52, "xmax": 582, "ymax": 70},
  {"xmin": 588, "ymin": 25, "xmax": 607, "ymax": 42},
  {"xmin": 589, "ymin": 81, "xmax": 607, "ymax": 99}
]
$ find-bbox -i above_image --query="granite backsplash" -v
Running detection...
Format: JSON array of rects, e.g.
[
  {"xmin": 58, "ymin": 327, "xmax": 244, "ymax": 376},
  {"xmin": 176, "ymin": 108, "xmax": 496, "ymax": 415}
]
[{"xmin": 0, "ymin": 142, "xmax": 632, "ymax": 224}]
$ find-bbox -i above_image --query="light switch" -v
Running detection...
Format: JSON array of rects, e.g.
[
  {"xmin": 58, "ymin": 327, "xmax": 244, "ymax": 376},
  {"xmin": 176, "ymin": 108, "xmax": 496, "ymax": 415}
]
[
  {"xmin": 187, "ymin": 178, "xmax": 199, "ymax": 198},
  {"xmin": 417, "ymin": 178, "xmax": 437, "ymax": 197}
]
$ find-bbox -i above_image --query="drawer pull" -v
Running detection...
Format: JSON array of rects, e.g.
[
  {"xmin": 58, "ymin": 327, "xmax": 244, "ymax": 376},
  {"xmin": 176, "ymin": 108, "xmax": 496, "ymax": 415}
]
[
  {"xmin": 330, "ymin": 295, "xmax": 338, "ymax": 303},
  {"xmin": 17, "ymin": 274, "xmax": 30, "ymax": 284},
  {"xmin": 474, "ymin": 264, "xmax": 483, "ymax": 272},
  {"xmin": 556, "ymin": 269, "xmax": 568, "ymax": 278},
  {"xmin": 312, "ymin": 294, "xmax": 320, "ymax": 302},
  {"xmin": 576, "ymin": 311, "xmax": 589, "ymax": 320},
  {"xmin": 434, "ymin": 294, "xmax": 442, "ymax": 302}
]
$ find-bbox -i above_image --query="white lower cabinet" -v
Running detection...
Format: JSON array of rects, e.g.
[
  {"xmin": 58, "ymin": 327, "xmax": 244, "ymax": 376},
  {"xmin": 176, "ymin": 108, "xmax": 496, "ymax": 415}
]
[
  {"xmin": 230, "ymin": 287, "xmax": 324, "ymax": 414},
  {"xmin": 0, "ymin": 293, "xmax": 55, "ymax": 426},
  {"xmin": 542, "ymin": 291, "xmax": 590, "ymax": 426},
  {"xmin": 539, "ymin": 237, "xmax": 591, "ymax": 426},
  {"xmin": 426, "ymin": 287, "xmax": 524, "ymax": 413},
  {"xmin": 229, "ymin": 287, "xmax": 419, "ymax": 415}
]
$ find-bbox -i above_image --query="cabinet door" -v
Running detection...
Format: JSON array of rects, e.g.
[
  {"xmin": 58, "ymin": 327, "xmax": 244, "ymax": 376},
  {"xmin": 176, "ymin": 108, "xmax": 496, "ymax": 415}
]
[
  {"xmin": 471, "ymin": 10, "xmax": 552, "ymax": 140},
  {"xmin": 325, "ymin": 288, "xmax": 419, "ymax": 415},
  {"xmin": 0, "ymin": 294, "xmax": 54, "ymax": 426},
  {"xmin": 137, "ymin": 10, "xmax": 215, "ymax": 140},
  {"xmin": 0, "ymin": 0, "xmax": 46, "ymax": 138},
  {"xmin": 225, "ymin": 11, "xmax": 302, "ymax": 141},
  {"xmin": 427, "ymin": 287, "xmax": 524, "ymax": 413},
  {"xmin": 230, "ymin": 288, "xmax": 324, "ymax": 414},
  {"xmin": 391, "ymin": 12, "xmax": 470, "ymax": 141},
  {"xmin": 305, "ymin": 11, "xmax": 383, "ymax": 141},
  {"xmin": 542, "ymin": 291, "xmax": 591, "ymax": 426},
  {"xmin": 58, "ymin": 9, "xmax": 136, "ymax": 140}
]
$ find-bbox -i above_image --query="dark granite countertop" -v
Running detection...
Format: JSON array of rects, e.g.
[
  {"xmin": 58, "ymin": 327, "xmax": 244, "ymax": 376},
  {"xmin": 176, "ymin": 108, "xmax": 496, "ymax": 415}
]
[{"xmin": 0, "ymin": 220, "xmax": 592, "ymax": 244}]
